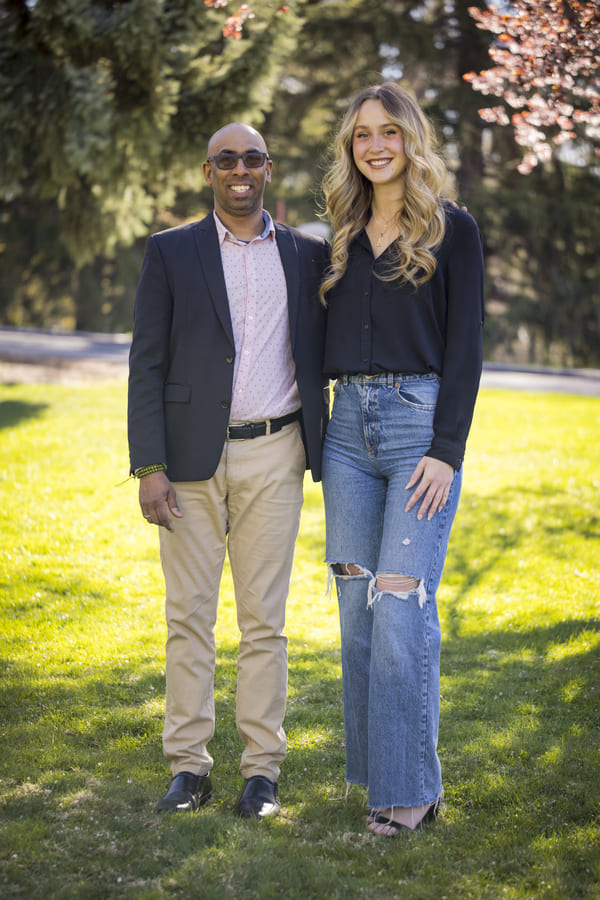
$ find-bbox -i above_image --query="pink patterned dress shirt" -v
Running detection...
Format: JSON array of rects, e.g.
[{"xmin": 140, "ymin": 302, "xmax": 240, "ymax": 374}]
[{"xmin": 214, "ymin": 211, "xmax": 301, "ymax": 423}]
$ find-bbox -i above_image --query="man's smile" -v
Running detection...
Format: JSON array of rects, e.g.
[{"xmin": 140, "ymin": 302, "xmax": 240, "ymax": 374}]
[{"xmin": 229, "ymin": 183, "xmax": 253, "ymax": 194}]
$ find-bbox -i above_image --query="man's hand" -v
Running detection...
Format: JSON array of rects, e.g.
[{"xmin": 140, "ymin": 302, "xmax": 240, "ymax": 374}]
[
  {"xmin": 139, "ymin": 471, "xmax": 183, "ymax": 532},
  {"xmin": 405, "ymin": 456, "xmax": 454, "ymax": 521}
]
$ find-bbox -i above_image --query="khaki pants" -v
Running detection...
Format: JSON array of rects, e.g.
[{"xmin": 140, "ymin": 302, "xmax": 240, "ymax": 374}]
[{"xmin": 158, "ymin": 421, "xmax": 306, "ymax": 781}]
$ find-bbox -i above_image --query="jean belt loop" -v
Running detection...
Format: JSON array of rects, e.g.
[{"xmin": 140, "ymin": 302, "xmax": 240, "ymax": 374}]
[
  {"xmin": 265, "ymin": 418, "xmax": 271, "ymax": 436},
  {"xmin": 387, "ymin": 372, "xmax": 394, "ymax": 388}
]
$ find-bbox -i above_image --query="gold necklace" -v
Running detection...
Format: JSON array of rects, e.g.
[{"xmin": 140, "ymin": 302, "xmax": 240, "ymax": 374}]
[{"xmin": 371, "ymin": 211, "xmax": 398, "ymax": 248}]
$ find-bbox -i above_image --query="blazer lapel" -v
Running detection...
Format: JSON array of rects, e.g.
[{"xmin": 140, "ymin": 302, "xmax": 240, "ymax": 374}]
[
  {"xmin": 275, "ymin": 223, "xmax": 300, "ymax": 350},
  {"xmin": 192, "ymin": 215, "xmax": 234, "ymax": 343}
]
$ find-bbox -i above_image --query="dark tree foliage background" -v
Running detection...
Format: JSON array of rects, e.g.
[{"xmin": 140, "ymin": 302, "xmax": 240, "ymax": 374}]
[
  {"xmin": 1, "ymin": 0, "xmax": 599, "ymax": 366},
  {"xmin": 0, "ymin": 0, "xmax": 305, "ymax": 329}
]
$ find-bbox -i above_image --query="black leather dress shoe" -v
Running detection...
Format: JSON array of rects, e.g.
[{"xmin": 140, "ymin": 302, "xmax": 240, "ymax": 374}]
[
  {"xmin": 237, "ymin": 775, "xmax": 281, "ymax": 818},
  {"xmin": 156, "ymin": 771, "xmax": 212, "ymax": 813}
]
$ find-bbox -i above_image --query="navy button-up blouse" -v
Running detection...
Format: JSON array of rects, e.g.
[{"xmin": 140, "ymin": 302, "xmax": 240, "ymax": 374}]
[{"xmin": 323, "ymin": 205, "xmax": 485, "ymax": 470}]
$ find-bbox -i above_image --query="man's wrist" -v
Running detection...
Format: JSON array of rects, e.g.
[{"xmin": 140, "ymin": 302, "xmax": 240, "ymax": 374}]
[{"xmin": 134, "ymin": 463, "xmax": 167, "ymax": 478}]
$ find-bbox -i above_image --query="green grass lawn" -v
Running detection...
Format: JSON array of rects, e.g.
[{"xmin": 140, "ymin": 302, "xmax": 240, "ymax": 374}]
[{"xmin": 1, "ymin": 380, "xmax": 599, "ymax": 899}]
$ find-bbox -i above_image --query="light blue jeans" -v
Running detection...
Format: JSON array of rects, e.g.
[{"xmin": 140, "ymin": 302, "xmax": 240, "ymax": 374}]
[{"xmin": 322, "ymin": 373, "xmax": 462, "ymax": 810}]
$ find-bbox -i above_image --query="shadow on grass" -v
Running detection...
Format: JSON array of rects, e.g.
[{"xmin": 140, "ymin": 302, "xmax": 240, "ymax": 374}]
[
  {"xmin": 2, "ymin": 474, "xmax": 599, "ymax": 896},
  {"xmin": 1, "ymin": 615, "xmax": 598, "ymax": 896},
  {"xmin": 442, "ymin": 482, "xmax": 599, "ymax": 648},
  {"xmin": 0, "ymin": 398, "xmax": 48, "ymax": 429}
]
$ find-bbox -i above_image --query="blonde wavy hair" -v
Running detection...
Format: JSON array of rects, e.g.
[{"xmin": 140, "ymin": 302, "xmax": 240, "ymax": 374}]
[{"xmin": 320, "ymin": 82, "xmax": 448, "ymax": 305}]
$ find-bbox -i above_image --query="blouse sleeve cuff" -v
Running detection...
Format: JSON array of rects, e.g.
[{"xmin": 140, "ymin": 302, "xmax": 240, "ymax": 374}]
[{"xmin": 426, "ymin": 444, "xmax": 464, "ymax": 471}]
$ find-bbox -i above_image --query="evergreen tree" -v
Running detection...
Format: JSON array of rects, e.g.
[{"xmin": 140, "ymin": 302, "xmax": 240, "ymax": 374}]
[
  {"xmin": 262, "ymin": 0, "xmax": 490, "ymax": 224},
  {"xmin": 262, "ymin": 0, "xmax": 600, "ymax": 367},
  {"xmin": 0, "ymin": 0, "xmax": 303, "ymax": 265},
  {"xmin": 473, "ymin": 151, "xmax": 600, "ymax": 367},
  {"xmin": 0, "ymin": 0, "xmax": 305, "ymax": 328},
  {"xmin": 2, "ymin": 0, "xmax": 599, "ymax": 364}
]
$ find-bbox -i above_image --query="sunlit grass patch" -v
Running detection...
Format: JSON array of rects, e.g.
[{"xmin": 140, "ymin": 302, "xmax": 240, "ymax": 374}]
[{"xmin": 1, "ymin": 381, "xmax": 599, "ymax": 898}]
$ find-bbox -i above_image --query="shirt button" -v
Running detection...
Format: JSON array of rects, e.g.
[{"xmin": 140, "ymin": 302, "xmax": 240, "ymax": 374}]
[
  {"xmin": 364, "ymin": 323, "xmax": 369, "ymax": 330},
  {"xmin": 226, "ymin": 356, "xmax": 234, "ymax": 364},
  {"xmin": 220, "ymin": 400, "xmax": 230, "ymax": 409}
]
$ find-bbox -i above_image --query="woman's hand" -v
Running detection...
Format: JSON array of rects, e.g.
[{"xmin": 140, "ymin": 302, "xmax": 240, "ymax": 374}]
[{"xmin": 405, "ymin": 456, "xmax": 454, "ymax": 521}]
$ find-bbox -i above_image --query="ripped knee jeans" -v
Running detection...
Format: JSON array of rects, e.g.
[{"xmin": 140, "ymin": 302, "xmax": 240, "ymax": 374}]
[
  {"xmin": 322, "ymin": 373, "xmax": 462, "ymax": 808},
  {"xmin": 328, "ymin": 563, "xmax": 428, "ymax": 609}
]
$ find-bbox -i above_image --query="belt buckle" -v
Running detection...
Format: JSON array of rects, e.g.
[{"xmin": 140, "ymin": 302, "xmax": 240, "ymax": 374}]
[
  {"xmin": 227, "ymin": 422, "xmax": 261, "ymax": 441},
  {"xmin": 227, "ymin": 423, "xmax": 248, "ymax": 441}
]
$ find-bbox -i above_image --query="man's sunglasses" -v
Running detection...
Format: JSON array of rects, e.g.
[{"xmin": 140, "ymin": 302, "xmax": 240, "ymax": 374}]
[{"xmin": 206, "ymin": 151, "xmax": 270, "ymax": 170}]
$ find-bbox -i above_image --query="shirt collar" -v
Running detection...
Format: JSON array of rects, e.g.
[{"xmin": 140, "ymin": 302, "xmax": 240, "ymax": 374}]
[
  {"xmin": 356, "ymin": 228, "xmax": 372, "ymax": 251},
  {"xmin": 213, "ymin": 210, "xmax": 275, "ymax": 246}
]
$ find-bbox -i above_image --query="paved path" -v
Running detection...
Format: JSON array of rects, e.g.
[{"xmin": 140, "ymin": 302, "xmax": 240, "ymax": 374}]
[
  {"xmin": 1, "ymin": 326, "xmax": 600, "ymax": 394},
  {"xmin": 0, "ymin": 326, "xmax": 130, "ymax": 364},
  {"xmin": 479, "ymin": 362, "xmax": 600, "ymax": 397},
  {"xmin": 0, "ymin": 326, "xmax": 129, "ymax": 383}
]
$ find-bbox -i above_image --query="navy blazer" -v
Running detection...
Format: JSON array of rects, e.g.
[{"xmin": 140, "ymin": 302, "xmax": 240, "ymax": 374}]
[{"xmin": 128, "ymin": 214, "xmax": 329, "ymax": 482}]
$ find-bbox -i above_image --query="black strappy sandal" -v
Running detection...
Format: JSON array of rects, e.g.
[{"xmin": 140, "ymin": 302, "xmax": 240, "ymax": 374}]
[{"xmin": 370, "ymin": 796, "xmax": 441, "ymax": 836}]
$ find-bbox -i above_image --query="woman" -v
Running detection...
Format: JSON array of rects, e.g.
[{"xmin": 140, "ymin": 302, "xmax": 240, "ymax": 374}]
[{"xmin": 320, "ymin": 83, "xmax": 484, "ymax": 837}]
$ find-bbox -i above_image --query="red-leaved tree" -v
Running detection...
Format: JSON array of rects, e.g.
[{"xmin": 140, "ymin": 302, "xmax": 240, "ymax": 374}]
[
  {"xmin": 205, "ymin": 0, "xmax": 255, "ymax": 38},
  {"xmin": 205, "ymin": 0, "xmax": 289, "ymax": 39},
  {"xmin": 463, "ymin": 1, "xmax": 600, "ymax": 173}
]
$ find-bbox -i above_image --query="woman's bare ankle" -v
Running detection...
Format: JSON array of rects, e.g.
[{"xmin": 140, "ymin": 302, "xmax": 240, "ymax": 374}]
[{"xmin": 368, "ymin": 803, "xmax": 430, "ymax": 830}]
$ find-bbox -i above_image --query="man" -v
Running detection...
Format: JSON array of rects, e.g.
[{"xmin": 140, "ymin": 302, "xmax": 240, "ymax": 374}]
[{"xmin": 128, "ymin": 123, "xmax": 329, "ymax": 818}]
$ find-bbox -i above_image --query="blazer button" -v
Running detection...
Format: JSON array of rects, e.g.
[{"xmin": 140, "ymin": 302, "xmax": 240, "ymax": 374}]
[
  {"xmin": 226, "ymin": 356, "xmax": 234, "ymax": 364},
  {"xmin": 220, "ymin": 400, "xmax": 230, "ymax": 409}
]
